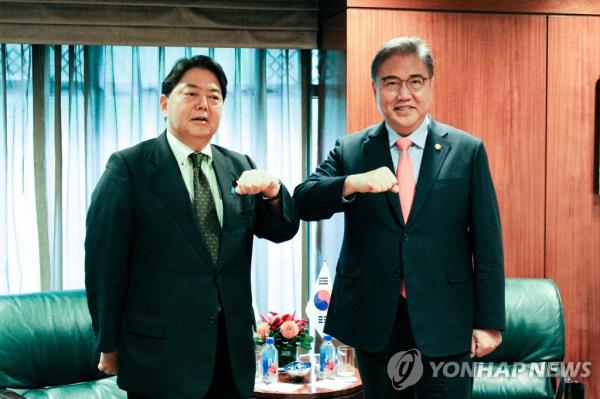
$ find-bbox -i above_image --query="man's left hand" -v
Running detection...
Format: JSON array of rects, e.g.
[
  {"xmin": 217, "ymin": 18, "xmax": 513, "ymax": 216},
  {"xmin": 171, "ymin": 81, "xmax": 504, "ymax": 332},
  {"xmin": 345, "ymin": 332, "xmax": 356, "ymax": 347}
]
[
  {"xmin": 471, "ymin": 329, "xmax": 502, "ymax": 358},
  {"xmin": 236, "ymin": 170, "xmax": 281, "ymax": 198}
]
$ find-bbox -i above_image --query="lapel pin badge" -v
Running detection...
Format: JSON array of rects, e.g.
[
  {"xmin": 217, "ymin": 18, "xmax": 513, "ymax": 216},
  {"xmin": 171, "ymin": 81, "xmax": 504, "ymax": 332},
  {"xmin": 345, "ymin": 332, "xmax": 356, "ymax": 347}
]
[
  {"xmin": 230, "ymin": 179, "xmax": 238, "ymax": 195},
  {"xmin": 435, "ymin": 144, "xmax": 442, "ymax": 151}
]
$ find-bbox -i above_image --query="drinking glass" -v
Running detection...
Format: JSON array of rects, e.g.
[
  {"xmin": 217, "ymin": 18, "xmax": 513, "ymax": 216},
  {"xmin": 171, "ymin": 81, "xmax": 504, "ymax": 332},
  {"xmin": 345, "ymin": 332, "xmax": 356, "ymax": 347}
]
[
  {"xmin": 255, "ymin": 349, "xmax": 262, "ymax": 380},
  {"xmin": 337, "ymin": 346, "xmax": 355, "ymax": 377}
]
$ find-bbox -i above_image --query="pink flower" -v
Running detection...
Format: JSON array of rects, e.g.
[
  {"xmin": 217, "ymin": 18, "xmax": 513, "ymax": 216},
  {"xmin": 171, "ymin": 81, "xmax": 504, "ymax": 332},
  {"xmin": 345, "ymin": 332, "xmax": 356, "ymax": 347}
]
[
  {"xmin": 256, "ymin": 311, "xmax": 313, "ymax": 350},
  {"xmin": 256, "ymin": 322, "xmax": 270, "ymax": 340},
  {"xmin": 269, "ymin": 316, "xmax": 282, "ymax": 330},
  {"xmin": 280, "ymin": 320, "xmax": 300, "ymax": 340},
  {"xmin": 295, "ymin": 319, "xmax": 308, "ymax": 332}
]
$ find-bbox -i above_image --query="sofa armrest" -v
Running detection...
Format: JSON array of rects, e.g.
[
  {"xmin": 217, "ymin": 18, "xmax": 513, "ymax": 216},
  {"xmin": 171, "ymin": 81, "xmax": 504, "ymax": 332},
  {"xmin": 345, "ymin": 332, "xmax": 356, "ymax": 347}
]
[{"xmin": 0, "ymin": 389, "xmax": 25, "ymax": 399}]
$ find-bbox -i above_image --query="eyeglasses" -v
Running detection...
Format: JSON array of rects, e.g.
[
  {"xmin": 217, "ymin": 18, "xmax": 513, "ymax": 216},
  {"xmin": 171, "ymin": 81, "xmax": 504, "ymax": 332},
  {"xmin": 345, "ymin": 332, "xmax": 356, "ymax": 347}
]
[{"xmin": 378, "ymin": 76, "xmax": 429, "ymax": 93}]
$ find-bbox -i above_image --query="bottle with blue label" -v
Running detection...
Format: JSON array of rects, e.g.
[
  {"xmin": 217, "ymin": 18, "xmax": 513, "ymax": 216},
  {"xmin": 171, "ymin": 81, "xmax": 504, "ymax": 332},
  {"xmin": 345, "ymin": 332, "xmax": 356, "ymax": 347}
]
[
  {"xmin": 261, "ymin": 337, "xmax": 279, "ymax": 384},
  {"xmin": 319, "ymin": 334, "xmax": 336, "ymax": 379}
]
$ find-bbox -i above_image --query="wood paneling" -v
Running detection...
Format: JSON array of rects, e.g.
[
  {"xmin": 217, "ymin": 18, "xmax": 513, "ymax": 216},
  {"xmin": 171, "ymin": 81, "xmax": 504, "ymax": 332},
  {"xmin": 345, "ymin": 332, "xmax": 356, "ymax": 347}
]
[
  {"xmin": 346, "ymin": 0, "xmax": 600, "ymax": 15},
  {"xmin": 319, "ymin": 0, "xmax": 348, "ymax": 19},
  {"xmin": 346, "ymin": 9, "xmax": 547, "ymax": 278},
  {"xmin": 331, "ymin": 5, "xmax": 600, "ymax": 395},
  {"xmin": 319, "ymin": 9, "xmax": 347, "ymax": 50},
  {"xmin": 547, "ymin": 16, "xmax": 600, "ymax": 398}
]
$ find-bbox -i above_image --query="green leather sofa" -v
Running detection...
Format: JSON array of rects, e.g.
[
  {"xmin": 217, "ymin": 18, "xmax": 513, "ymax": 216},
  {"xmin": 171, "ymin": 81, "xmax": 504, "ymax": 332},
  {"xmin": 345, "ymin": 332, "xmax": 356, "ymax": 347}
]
[
  {"xmin": 0, "ymin": 290, "xmax": 126, "ymax": 399},
  {"xmin": 473, "ymin": 278, "xmax": 565, "ymax": 399},
  {"xmin": 0, "ymin": 278, "xmax": 564, "ymax": 398}
]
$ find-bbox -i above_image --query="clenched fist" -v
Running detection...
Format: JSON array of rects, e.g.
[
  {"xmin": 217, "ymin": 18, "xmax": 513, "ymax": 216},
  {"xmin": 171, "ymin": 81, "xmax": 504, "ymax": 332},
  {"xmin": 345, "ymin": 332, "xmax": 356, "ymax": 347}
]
[
  {"xmin": 98, "ymin": 350, "xmax": 119, "ymax": 375},
  {"xmin": 343, "ymin": 166, "xmax": 399, "ymax": 197},
  {"xmin": 235, "ymin": 170, "xmax": 281, "ymax": 199},
  {"xmin": 471, "ymin": 329, "xmax": 502, "ymax": 358}
]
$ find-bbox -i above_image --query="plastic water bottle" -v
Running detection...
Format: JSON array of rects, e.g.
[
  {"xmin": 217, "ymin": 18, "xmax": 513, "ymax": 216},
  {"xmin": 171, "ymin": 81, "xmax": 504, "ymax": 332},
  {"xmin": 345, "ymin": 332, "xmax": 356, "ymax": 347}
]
[
  {"xmin": 261, "ymin": 337, "xmax": 279, "ymax": 384},
  {"xmin": 319, "ymin": 334, "xmax": 336, "ymax": 379}
]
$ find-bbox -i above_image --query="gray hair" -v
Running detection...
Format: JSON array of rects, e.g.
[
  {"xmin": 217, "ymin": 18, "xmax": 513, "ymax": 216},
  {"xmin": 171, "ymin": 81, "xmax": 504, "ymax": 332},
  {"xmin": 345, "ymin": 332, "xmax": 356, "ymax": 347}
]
[{"xmin": 371, "ymin": 37, "xmax": 434, "ymax": 80}]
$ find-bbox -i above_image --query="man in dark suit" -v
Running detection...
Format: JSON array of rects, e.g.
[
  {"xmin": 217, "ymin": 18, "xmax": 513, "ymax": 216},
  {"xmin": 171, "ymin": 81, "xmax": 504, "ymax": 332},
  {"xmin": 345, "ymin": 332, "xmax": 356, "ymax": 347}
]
[
  {"xmin": 85, "ymin": 55, "xmax": 299, "ymax": 399},
  {"xmin": 294, "ymin": 37, "xmax": 505, "ymax": 398}
]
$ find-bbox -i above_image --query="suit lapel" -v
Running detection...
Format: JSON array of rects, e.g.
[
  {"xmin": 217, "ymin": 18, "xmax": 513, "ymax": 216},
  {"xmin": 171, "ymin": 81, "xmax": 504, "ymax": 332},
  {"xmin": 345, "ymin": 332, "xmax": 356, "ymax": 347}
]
[
  {"xmin": 362, "ymin": 123, "xmax": 404, "ymax": 225},
  {"xmin": 210, "ymin": 145, "xmax": 240, "ymax": 264},
  {"xmin": 148, "ymin": 133, "xmax": 215, "ymax": 270},
  {"xmin": 409, "ymin": 120, "xmax": 451, "ymax": 224}
]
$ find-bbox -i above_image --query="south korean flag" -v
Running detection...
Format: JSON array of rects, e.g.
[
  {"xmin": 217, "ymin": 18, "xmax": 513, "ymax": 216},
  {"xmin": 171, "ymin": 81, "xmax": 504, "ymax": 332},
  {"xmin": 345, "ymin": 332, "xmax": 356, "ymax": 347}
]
[{"xmin": 305, "ymin": 261, "xmax": 333, "ymax": 337}]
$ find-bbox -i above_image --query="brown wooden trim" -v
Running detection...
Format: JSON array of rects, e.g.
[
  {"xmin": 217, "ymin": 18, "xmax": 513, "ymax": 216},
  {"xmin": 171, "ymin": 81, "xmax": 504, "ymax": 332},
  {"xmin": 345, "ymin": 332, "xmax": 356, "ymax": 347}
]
[
  {"xmin": 319, "ymin": 10, "xmax": 347, "ymax": 50},
  {"xmin": 345, "ymin": 0, "xmax": 600, "ymax": 16}
]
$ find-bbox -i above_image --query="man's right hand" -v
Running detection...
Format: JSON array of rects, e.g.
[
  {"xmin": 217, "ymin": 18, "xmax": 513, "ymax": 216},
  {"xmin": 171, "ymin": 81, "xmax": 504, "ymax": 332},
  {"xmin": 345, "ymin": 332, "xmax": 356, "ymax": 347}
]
[
  {"xmin": 98, "ymin": 350, "xmax": 119, "ymax": 375},
  {"xmin": 343, "ymin": 166, "xmax": 399, "ymax": 197}
]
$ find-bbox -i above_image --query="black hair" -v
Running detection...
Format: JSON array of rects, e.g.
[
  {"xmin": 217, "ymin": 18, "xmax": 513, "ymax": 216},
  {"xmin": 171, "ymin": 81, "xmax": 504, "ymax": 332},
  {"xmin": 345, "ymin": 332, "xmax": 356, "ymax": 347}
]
[
  {"xmin": 371, "ymin": 37, "xmax": 434, "ymax": 81},
  {"xmin": 161, "ymin": 55, "xmax": 228, "ymax": 100}
]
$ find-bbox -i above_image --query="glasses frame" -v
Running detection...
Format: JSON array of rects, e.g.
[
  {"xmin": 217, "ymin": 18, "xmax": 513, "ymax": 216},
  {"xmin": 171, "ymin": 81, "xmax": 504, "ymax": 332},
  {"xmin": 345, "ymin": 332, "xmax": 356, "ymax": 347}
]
[{"xmin": 378, "ymin": 75, "xmax": 430, "ymax": 94}]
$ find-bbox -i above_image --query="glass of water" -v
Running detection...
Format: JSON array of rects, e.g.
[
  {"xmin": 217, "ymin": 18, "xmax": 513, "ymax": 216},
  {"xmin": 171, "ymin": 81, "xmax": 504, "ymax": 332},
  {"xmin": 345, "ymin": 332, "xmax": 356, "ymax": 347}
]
[{"xmin": 337, "ymin": 346, "xmax": 355, "ymax": 377}]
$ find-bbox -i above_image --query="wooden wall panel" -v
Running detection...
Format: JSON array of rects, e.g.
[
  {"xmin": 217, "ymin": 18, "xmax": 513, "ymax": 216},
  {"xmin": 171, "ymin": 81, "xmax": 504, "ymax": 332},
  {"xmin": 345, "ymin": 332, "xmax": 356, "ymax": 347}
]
[
  {"xmin": 320, "ymin": 9, "xmax": 347, "ymax": 50},
  {"xmin": 346, "ymin": 10, "xmax": 547, "ymax": 278},
  {"xmin": 346, "ymin": 0, "xmax": 600, "ymax": 15},
  {"xmin": 547, "ymin": 16, "xmax": 600, "ymax": 398}
]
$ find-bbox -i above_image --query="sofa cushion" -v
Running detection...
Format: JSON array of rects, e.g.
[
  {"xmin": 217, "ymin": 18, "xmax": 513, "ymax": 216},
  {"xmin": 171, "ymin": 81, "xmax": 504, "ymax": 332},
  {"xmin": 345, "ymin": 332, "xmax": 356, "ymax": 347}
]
[
  {"xmin": 473, "ymin": 363, "xmax": 555, "ymax": 398},
  {"xmin": 9, "ymin": 377, "xmax": 125, "ymax": 399}
]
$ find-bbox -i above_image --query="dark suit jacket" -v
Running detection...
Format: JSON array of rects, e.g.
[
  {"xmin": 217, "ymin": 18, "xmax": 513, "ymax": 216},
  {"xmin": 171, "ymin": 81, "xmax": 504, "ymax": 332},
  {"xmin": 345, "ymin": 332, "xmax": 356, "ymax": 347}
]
[
  {"xmin": 85, "ymin": 132, "xmax": 299, "ymax": 398},
  {"xmin": 293, "ymin": 119, "xmax": 505, "ymax": 357}
]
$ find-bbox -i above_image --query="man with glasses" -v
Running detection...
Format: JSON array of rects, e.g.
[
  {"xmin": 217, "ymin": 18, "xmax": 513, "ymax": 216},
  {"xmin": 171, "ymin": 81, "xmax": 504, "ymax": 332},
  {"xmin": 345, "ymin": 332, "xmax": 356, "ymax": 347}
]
[{"xmin": 294, "ymin": 37, "xmax": 505, "ymax": 398}]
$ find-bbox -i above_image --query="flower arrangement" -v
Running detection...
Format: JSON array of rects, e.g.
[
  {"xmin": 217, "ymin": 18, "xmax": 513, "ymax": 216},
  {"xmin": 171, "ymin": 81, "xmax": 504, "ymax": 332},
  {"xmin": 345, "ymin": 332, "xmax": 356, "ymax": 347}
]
[{"xmin": 254, "ymin": 311, "xmax": 314, "ymax": 363}]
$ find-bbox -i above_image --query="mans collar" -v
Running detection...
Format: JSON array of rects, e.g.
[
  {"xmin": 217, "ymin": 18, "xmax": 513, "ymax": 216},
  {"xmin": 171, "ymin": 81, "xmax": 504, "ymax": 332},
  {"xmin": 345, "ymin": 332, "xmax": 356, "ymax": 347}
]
[
  {"xmin": 166, "ymin": 129, "xmax": 213, "ymax": 165},
  {"xmin": 386, "ymin": 115, "xmax": 430, "ymax": 149}
]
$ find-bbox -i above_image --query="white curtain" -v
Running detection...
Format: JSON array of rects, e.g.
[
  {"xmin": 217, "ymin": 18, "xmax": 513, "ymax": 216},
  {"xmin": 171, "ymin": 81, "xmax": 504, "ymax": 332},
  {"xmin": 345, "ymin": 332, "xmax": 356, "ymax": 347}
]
[
  {"xmin": 0, "ymin": 44, "xmax": 37, "ymax": 292},
  {"xmin": 0, "ymin": 44, "xmax": 305, "ymax": 317}
]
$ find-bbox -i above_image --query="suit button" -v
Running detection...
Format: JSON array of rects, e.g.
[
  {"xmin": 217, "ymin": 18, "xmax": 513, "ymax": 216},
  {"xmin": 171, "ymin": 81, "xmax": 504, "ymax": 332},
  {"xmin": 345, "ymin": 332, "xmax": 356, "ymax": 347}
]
[
  {"xmin": 394, "ymin": 270, "xmax": 402, "ymax": 279},
  {"xmin": 402, "ymin": 234, "xmax": 410, "ymax": 241},
  {"xmin": 208, "ymin": 316, "xmax": 216, "ymax": 325}
]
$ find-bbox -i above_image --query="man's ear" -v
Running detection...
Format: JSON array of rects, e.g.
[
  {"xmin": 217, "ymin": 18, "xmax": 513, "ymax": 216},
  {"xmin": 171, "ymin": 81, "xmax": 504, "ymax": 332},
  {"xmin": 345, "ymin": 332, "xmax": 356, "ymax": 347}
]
[{"xmin": 159, "ymin": 94, "xmax": 168, "ymax": 117}]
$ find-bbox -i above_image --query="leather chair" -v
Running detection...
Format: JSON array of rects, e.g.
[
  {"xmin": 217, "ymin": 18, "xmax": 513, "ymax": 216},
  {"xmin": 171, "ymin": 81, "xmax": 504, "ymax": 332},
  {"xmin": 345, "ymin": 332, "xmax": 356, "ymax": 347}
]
[
  {"xmin": 0, "ymin": 290, "xmax": 126, "ymax": 398},
  {"xmin": 473, "ymin": 278, "xmax": 565, "ymax": 398}
]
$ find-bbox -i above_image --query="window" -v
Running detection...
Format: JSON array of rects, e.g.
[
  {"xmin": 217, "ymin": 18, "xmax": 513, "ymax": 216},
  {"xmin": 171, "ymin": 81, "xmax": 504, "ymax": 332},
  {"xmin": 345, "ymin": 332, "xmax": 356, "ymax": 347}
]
[{"xmin": 0, "ymin": 44, "xmax": 309, "ymax": 317}]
